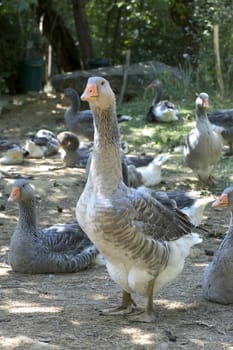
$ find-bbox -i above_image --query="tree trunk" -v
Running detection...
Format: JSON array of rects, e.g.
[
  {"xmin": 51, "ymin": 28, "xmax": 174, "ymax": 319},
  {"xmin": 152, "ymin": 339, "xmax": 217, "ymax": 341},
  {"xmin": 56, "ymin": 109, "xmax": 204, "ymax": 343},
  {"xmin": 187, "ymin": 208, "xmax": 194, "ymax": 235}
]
[
  {"xmin": 36, "ymin": 1, "xmax": 82, "ymax": 73},
  {"xmin": 71, "ymin": 0, "xmax": 93, "ymax": 68},
  {"xmin": 213, "ymin": 24, "xmax": 224, "ymax": 96}
]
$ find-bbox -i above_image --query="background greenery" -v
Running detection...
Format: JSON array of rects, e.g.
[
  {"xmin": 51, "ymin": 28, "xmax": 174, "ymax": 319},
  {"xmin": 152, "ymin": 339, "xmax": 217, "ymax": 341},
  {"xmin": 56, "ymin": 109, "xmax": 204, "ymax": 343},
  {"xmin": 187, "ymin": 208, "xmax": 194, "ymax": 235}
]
[{"xmin": 1, "ymin": 0, "xmax": 233, "ymax": 99}]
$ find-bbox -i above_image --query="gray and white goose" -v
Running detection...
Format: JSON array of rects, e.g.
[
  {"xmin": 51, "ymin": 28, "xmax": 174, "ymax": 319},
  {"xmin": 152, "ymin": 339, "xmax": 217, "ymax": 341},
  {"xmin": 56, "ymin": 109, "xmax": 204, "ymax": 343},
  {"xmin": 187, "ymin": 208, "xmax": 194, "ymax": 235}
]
[
  {"xmin": 8, "ymin": 178, "xmax": 99, "ymax": 274},
  {"xmin": 145, "ymin": 79, "xmax": 179, "ymax": 123},
  {"xmin": 184, "ymin": 93, "xmax": 222, "ymax": 186},
  {"xmin": 202, "ymin": 186, "xmax": 233, "ymax": 304},
  {"xmin": 23, "ymin": 129, "xmax": 59, "ymax": 158},
  {"xmin": 64, "ymin": 87, "xmax": 131, "ymax": 141},
  {"xmin": 76, "ymin": 76, "xmax": 203, "ymax": 323}
]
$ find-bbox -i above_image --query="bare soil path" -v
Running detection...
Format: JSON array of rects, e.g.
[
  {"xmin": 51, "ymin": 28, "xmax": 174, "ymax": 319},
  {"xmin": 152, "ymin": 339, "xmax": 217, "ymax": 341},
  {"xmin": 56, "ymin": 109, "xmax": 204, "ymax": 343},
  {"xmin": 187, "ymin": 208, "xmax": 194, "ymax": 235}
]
[{"xmin": 0, "ymin": 92, "xmax": 232, "ymax": 350}]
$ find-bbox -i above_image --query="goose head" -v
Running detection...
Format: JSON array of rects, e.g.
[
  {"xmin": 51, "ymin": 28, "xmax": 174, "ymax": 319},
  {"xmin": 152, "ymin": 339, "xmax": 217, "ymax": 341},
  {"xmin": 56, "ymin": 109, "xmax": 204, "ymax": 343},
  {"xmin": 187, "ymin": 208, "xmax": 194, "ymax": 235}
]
[
  {"xmin": 8, "ymin": 178, "xmax": 33, "ymax": 203},
  {"xmin": 81, "ymin": 77, "xmax": 115, "ymax": 110},
  {"xmin": 195, "ymin": 92, "xmax": 209, "ymax": 115},
  {"xmin": 212, "ymin": 186, "xmax": 233, "ymax": 210},
  {"xmin": 57, "ymin": 131, "xmax": 80, "ymax": 151}
]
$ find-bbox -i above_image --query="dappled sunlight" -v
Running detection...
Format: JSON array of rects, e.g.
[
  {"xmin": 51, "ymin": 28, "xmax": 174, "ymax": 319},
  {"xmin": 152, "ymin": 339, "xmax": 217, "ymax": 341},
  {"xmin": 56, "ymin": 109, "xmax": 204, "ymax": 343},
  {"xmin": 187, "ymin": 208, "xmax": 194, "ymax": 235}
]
[
  {"xmin": 92, "ymin": 294, "xmax": 109, "ymax": 301},
  {"xmin": 156, "ymin": 299, "xmax": 196, "ymax": 311},
  {"xmin": 0, "ymin": 265, "xmax": 11, "ymax": 275},
  {"xmin": 0, "ymin": 87, "xmax": 232, "ymax": 349},
  {"xmin": 1, "ymin": 300, "xmax": 63, "ymax": 314},
  {"xmin": 0, "ymin": 245, "xmax": 9, "ymax": 256},
  {"xmin": 141, "ymin": 128, "xmax": 155, "ymax": 137},
  {"xmin": 121, "ymin": 327, "xmax": 154, "ymax": 345},
  {"xmin": 195, "ymin": 262, "xmax": 208, "ymax": 268},
  {"xmin": 0, "ymin": 335, "xmax": 34, "ymax": 349},
  {"xmin": 70, "ymin": 320, "xmax": 82, "ymax": 326}
]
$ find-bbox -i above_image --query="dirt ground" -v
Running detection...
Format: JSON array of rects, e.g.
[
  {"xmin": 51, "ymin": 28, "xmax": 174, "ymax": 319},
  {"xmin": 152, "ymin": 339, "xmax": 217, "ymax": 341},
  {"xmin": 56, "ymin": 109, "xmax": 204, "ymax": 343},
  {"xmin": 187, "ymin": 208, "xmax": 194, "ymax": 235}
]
[{"xmin": 0, "ymin": 92, "xmax": 233, "ymax": 350}]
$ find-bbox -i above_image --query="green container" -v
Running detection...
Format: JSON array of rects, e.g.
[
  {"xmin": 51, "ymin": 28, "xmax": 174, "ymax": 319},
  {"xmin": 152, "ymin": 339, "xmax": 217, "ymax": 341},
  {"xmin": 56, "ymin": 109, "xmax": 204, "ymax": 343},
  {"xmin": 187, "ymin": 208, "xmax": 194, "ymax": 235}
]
[{"xmin": 18, "ymin": 58, "xmax": 44, "ymax": 93}]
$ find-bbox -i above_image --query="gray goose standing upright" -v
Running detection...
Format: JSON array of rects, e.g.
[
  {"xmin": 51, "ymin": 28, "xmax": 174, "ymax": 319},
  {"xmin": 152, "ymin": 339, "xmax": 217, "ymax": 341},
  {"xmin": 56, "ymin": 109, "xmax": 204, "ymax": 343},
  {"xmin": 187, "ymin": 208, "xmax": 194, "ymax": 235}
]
[
  {"xmin": 184, "ymin": 93, "xmax": 222, "ymax": 186},
  {"xmin": 202, "ymin": 186, "xmax": 233, "ymax": 304},
  {"xmin": 8, "ymin": 178, "xmax": 99, "ymax": 274},
  {"xmin": 76, "ymin": 76, "xmax": 203, "ymax": 323},
  {"xmin": 64, "ymin": 87, "xmax": 131, "ymax": 141}
]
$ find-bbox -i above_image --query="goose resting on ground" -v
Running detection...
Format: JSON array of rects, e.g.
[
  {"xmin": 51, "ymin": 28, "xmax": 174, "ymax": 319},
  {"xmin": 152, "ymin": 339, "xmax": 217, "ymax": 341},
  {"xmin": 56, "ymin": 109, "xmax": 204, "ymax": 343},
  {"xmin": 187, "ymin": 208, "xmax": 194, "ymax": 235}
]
[
  {"xmin": 64, "ymin": 87, "xmax": 131, "ymax": 141},
  {"xmin": 207, "ymin": 109, "xmax": 233, "ymax": 155},
  {"xmin": 57, "ymin": 131, "xmax": 93, "ymax": 168},
  {"xmin": 76, "ymin": 76, "xmax": 204, "ymax": 323},
  {"xmin": 0, "ymin": 143, "xmax": 28, "ymax": 165},
  {"xmin": 202, "ymin": 186, "xmax": 233, "ymax": 304},
  {"xmin": 125, "ymin": 153, "xmax": 169, "ymax": 188},
  {"xmin": 23, "ymin": 129, "xmax": 59, "ymax": 158},
  {"xmin": 8, "ymin": 178, "xmax": 99, "ymax": 274},
  {"xmin": 145, "ymin": 79, "xmax": 179, "ymax": 123},
  {"xmin": 184, "ymin": 93, "xmax": 222, "ymax": 186}
]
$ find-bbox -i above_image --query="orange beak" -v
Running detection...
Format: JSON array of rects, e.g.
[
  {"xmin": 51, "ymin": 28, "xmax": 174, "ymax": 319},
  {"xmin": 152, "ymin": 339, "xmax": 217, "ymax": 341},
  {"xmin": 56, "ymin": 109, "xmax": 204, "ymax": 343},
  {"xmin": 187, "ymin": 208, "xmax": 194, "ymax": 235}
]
[
  {"xmin": 8, "ymin": 187, "xmax": 20, "ymax": 202},
  {"xmin": 81, "ymin": 84, "xmax": 98, "ymax": 101},
  {"xmin": 203, "ymin": 98, "xmax": 209, "ymax": 108},
  {"xmin": 212, "ymin": 193, "xmax": 228, "ymax": 208}
]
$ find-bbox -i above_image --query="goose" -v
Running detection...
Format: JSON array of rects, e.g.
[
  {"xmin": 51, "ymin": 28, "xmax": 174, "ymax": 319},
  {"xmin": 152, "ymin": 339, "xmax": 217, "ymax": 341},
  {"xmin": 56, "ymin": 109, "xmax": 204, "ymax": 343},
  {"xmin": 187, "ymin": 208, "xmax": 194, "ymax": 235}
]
[
  {"xmin": 76, "ymin": 76, "xmax": 204, "ymax": 323},
  {"xmin": 57, "ymin": 131, "xmax": 127, "ymax": 170},
  {"xmin": 23, "ymin": 129, "xmax": 59, "ymax": 158},
  {"xmin": 145, "ymin": 79, "xmax": 179, "ymax": 123},
  {"xmin": 202, "ymin": 186, "xmax": 233, "ymax": 304},
  {"xmin": 0, "ymin": 143, "xmax": 28, "ymax": 165},
  {"xmin": 64, "ymin": 87, "xmax": 131, "ymax": 141},
  {"xmin": 207, "ymin": 109, "xmax": 233, "ymax": 155},
  {"xmin": 57, "ymin": 131, "xmax": 93, "ymax": 168},
  {"xmin": 125, "ymin": 153, "xmax": 169, "ymax": 188},
  {"xmin": 183, "ymin": 93, "xmax": 222, "ymax": 186},
  {"xmin": 8, "ymin": 178, "xmax": 100, "ymax": 274}
]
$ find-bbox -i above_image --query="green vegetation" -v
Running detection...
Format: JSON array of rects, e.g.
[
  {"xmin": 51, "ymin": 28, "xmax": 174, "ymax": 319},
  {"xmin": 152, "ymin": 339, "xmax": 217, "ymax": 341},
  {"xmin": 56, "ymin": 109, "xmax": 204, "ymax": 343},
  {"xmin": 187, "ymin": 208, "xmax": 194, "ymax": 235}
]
[
  {"xmin": 117, "ymin": 91, "xmax": 233, "ymax": 194},
  {"xmin": 1, "ymin": 0, "xmax": 233, "ymax": 97}
]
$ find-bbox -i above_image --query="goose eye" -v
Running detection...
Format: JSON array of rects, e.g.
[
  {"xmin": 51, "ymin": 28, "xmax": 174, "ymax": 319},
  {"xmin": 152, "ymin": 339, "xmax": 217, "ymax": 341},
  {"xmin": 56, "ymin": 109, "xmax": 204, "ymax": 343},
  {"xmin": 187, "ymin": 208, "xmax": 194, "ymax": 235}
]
[{"xmin": 101, "ymin": 81, "xmax": 105, "ymax": 86}]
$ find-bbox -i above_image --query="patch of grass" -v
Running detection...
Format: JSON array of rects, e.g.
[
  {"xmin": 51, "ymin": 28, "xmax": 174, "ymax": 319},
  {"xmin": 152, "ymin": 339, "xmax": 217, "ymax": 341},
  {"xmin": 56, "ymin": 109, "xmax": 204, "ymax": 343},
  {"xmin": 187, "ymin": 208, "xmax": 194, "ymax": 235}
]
[
  {"xmin": 117, "ymin": 93, "xmax": 233, "ymax": 193},
  {"xmin": 117, "ymin": 96, "xmax": 194, "ymax": 154}
]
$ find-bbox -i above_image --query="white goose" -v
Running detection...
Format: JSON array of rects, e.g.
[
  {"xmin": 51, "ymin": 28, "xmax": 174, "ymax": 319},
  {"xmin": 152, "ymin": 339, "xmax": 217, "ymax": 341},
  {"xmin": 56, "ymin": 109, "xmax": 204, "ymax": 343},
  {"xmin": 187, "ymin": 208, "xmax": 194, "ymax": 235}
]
[{"xmin": 76, "ymin": 77, "xmax": 203, "ymax": 323}]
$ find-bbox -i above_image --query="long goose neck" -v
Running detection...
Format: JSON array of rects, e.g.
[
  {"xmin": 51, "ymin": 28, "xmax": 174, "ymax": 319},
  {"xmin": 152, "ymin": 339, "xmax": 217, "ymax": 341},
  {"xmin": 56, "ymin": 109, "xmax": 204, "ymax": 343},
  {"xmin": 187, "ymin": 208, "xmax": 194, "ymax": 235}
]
[
  {"xmin": 154, "ymin": 84, "xmax": 162, "ymax": 104},
  {"xmin": 18, "ymin": 197, "xmax": 37, "ymax": 234},
  {"xmin": 90, "ymin": 101, "xmax": 123, "ymax": 193},
  {"xmin": 196, "ymin": 107, "xmax": 211, "ymax": 130},
  {"xmin": 227, "ymin": 211, "xmax": 233, "ymax": 238},
  {"xmin": 218, "ymin": 211, "xmax": 233, "ymax": 251},
  {"xmin": 70, "ymin": 91, "xmax": 80, "ymax": 113}
]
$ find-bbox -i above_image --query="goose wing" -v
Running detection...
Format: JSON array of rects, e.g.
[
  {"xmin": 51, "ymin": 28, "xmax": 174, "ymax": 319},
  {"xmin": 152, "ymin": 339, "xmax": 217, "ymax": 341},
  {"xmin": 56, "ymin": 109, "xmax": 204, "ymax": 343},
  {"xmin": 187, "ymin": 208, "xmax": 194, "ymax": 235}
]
[
  {"xmin": 127, "ymin": 186, "xmax": 195, "ymax": 241},
  {"xmin": 39, "ymin": 221, "xmax": 93, "ymax": 253},
  {"xmin": 208, "ymin": 110, "xmax": 233, "ymax": 127}
]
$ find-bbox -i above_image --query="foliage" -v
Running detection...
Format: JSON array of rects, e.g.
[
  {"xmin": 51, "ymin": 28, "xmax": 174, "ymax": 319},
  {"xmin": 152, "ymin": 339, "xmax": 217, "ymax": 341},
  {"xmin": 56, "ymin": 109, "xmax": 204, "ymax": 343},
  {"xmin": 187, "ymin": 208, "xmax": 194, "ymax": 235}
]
[
  {"xmin": 0, "ymin": 0, "xmax": 44, "ymax": 93},
  {"xmin": 1, "ymin": 0, "xmax": 233, "ymax": 96},
  {"xmin": 86, "ymin": 0, "xmax": 184, "ymax": 66},
  {"xmin": 183, "ymin": 0, "xmax": 233, "ymax": 92}
]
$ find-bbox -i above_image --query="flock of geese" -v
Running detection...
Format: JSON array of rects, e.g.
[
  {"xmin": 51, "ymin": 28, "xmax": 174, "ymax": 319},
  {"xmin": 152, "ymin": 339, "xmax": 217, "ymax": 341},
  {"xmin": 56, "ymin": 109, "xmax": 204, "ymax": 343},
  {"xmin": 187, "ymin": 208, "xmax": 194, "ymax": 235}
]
[{"xmin": 1, "ymin": 76, "xmax": 233, "ymax": 323}]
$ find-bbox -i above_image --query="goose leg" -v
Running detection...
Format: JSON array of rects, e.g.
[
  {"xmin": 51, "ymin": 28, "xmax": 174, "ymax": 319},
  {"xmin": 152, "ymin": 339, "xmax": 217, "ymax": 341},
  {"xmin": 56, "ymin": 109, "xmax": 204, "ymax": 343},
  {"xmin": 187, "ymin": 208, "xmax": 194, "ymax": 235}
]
[
  {"xmin": 100, "ymin": 290, "xmax": 138, "ymax": 316},
  {"xmin": 127, "ymin": 279, "xmax": 156, "ymax": 323}
]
